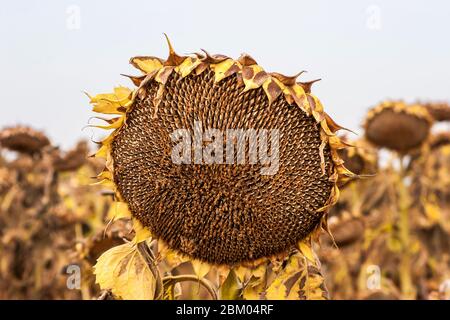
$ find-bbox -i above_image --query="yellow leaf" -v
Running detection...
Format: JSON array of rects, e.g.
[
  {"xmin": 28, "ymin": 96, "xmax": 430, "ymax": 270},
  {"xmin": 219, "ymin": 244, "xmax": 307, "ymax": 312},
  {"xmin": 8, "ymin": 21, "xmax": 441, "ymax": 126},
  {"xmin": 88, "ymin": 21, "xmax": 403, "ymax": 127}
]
[
  {"xmin": 220, "ymin": 269, "xmax": 242, "ymax": 300},
  {"xmin": 243, "ymin": 284, "xmax": 263, "ymax": 300},
  {"xmin": 107, "ymin": 201, "xmax": 131, "ymax": 220},
  {"xmin": 266, "ymin": 255, "xmax": 300, "ymax": 300},
  {"xmin": 234, "ymin": 265, "xmax": 250, "ymax": 283},
  {"xmin": 192, "ymin": 259, "xmax": 211, "ymax": 279},
  {"xmin": 290, "ymin": 260, "xmax": 328, "ymax": 300},
  {"xmin": 94, "ymin": 243, "xmax": 156, "ymax": 300},
  {"xmin": 424, "ymin": 202, "xmax": 441, "ymax": 223},
  {"xmin": 298, "ymin": 239, "xmax": 316, "ymax": 263},
  {"xmin": 132, "ymin": 219, "xmax": 151, "ymax": 243}
]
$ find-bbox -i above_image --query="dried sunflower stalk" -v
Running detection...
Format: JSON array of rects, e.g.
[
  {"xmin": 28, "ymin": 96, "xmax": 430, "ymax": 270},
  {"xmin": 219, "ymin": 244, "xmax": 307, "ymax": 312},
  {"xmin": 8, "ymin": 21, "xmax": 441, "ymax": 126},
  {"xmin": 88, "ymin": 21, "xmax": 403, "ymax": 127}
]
[{"xmin": 0, "ymin": 126, "xmax": 101, "ymax": 299}]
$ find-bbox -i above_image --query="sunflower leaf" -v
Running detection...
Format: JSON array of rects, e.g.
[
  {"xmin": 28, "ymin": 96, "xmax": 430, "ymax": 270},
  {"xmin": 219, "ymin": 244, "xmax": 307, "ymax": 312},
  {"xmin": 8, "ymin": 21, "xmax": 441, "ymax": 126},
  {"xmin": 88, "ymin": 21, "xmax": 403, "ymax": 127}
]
[{"xmin": 94, "ymin": 242, "xmax": 156, "ymax": 300}]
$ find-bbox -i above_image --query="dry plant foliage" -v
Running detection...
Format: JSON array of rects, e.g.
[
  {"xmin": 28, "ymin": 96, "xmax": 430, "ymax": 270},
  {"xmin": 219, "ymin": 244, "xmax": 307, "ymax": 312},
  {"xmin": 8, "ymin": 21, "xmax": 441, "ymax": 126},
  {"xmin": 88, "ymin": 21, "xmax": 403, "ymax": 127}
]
[
  {"xmin": 320, "ymin": 101, "xmax": 450, "ymax": 300},
  {"xmin": 0, "ymin": 129, "xmax": 104, "ymax": 299}
]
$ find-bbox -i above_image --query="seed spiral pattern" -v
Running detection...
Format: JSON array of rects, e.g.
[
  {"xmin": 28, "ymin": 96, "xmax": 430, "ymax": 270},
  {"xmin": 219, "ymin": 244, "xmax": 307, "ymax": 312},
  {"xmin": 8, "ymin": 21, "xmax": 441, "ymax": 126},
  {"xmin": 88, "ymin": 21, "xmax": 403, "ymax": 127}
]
[{"xmin": 112, "ymin": 69, "xmax": 333, "ymax": 264}]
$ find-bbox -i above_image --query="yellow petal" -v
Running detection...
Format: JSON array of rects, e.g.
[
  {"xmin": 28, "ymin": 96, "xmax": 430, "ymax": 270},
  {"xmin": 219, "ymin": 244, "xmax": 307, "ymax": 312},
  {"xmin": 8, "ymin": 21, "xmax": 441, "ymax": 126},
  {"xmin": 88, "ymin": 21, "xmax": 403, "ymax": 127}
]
[
  {"xmin": 91, "ymin": 179, "xmax": 115, "ymax": 189},
  {"xmin": 94, "ymin": 144, "xmax": 109, "ymax": 159},
  {"xmin": 107, "ymin": 201, "xmax": 132, "ymax": 220},
  {"xmin": 266, "ymin": 255, "xmax": 300, "ymax": 300},
  {"xmin": 89, "ymin": 87, "xmax": 133, "ymax": 115},
  {"xmin": 91, "ymin": 116, "xmax": 124, "ymax": 130},
  {"xmin": 130, "ymin": 56, "xmax": 163, "ymax": 74},
  {"xmin": 211, "ymin": 59, "xmax": 235, "ymax": 83},
  {"xmin": 89, "ymin": 86, "xmax": 132, "ymax": 104},
  {"xmin": 242, "ymin": 65, "xmax": 267, "ymax": 92},
  {"xmin": 175, "ymin": 57, "xmax": 202, "ymax": 78}
]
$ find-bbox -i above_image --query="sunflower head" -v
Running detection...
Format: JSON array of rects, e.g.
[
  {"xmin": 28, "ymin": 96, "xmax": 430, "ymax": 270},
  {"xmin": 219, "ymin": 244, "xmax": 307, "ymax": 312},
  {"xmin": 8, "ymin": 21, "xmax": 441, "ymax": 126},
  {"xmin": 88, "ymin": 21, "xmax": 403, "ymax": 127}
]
[
  {"xmin": 429, "ymin": 132, "xmax": 450, "ymax": 150},
  {"xmin": 52, "ymin": 141, "xmax": 89, "ymax": 172},
  {"xmin": 88, "ymin": 38, "xmax": 356, "ymax": 265},
  {"xmin": 337, "ymin": 139, "xmax": 377, "ymax": 179},
  {"xmin": 423, "ymin": 132, "xmax": 450, "ymax": 197},
  {"xmin": 0, "ymin": 126, "xmax": 50, "ymax": 154},
  {"xmin": 364, "ymin": 101, "xmax": 433, "ymax": 153},
  {"xmin": 424, "ymin": 102, "xmax": 450, "ymax": 122}
]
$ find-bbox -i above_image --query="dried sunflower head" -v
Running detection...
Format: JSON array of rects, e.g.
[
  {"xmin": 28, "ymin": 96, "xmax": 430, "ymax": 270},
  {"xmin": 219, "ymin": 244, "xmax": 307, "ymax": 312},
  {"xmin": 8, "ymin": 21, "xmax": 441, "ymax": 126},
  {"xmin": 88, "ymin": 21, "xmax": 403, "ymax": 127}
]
[
  {"xmin": 419, "ymin": 132, "xmax": 450, "ymax": 199},
  {"xmin": 52, "ymin": 141, "xmax": 88, "ymax": 172},
  {"xmin": 328, "ymin": 217, "xmax": 365, "ymax": 247},
  {"xmin": 337, "ymin": 138, "xmax": 377, "ymax": 178},
  {"xmin": 364, "ymin": 101, "xmax": 433, "ymax": 153},
  {"xmin": 0, "ymin": 126, "xmax": 50, "ymax": 154},
  {"xmin": 88, "ymin": 39, "xmax": 355, "ymax": 265},
  {"xmin": 429, "ymin": 132, "xmax": 450, "ymax": 150},
  {"xmin": 423, "ymin": 102, "xmax": 450, "ymax": 122}
]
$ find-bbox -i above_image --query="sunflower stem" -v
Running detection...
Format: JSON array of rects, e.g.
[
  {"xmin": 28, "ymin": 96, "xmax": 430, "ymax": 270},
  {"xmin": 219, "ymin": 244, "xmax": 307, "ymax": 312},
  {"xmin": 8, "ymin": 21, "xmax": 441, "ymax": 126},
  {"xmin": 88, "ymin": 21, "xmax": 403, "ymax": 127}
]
[
  {"xmin": 397, "ymin": 156, "xmax": 415, "ymax": 299},
  {"xmin": 137, "ymin": 240, "xmax": 164, "ymax": 300},
  {"xmin": 163, "ymin": 275, "xmax": 218, "ymax": 300}
]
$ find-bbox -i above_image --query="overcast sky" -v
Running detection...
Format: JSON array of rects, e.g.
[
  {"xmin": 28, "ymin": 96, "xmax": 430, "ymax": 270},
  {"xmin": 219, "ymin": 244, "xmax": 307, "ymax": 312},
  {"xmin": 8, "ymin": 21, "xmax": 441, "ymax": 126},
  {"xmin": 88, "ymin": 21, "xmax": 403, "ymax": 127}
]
[{"xmin": 1, "ymin": 0, "xmax": 449, "ymax": 149}]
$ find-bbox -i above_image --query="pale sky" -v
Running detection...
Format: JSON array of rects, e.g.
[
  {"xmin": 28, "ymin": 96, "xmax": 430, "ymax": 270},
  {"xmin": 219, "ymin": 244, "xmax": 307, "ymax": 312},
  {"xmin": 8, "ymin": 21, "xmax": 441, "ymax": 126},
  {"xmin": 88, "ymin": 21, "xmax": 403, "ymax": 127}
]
[{"xmin": 1, "ymin": 0, "xmax": 449, "ymax": 149}]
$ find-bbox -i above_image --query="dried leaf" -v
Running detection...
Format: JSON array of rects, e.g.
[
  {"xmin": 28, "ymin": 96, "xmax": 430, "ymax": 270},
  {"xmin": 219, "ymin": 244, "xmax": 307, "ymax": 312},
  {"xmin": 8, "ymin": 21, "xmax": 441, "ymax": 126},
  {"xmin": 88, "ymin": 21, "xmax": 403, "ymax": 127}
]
[
  {"xmin": 94, "ymin": 243, "xmax": 156, "ymax": 300},
  {"xmin": 220, "ymin": 269, "xmax": 242, "ymax": 300},
  {"xmin": 192, "ymin": 260, "xmax": 210, "ymax": 279}
]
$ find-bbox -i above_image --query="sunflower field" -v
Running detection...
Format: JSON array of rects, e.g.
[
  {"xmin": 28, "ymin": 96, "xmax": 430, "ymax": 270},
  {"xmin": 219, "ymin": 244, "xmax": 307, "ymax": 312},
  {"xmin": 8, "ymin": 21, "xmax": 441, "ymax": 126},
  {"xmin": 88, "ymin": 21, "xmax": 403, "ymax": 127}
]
[{"xmin": 0, "ymin": 39, "xmax": 449, "ymax": 301}]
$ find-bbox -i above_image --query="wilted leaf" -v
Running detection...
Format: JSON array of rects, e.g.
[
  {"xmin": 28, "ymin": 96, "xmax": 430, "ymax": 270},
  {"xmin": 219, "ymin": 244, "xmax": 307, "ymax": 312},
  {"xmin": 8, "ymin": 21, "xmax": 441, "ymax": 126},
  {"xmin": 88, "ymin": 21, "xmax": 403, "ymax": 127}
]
[
  {"xmin": 220, "ymin": 269, "xmax": 242, "ymax": 300},
  {"xmin": 192, "ymin": 260, "xmax": 211, "ymax": 279},
  {"xmin": 291, "ymin": 260, "xmax": 329, "ymax": 300},
  {"xmin": 298, "ymin": 238, "xmax": 316, "ymax": 263},
  {"xmin": 266, "ymin": 255, "xmax": 301, "ymax": 300},
  {"xmin": 132, "ymin": 219, "xmax": 151, "ymax": 243},
  {"xmin": 424, "ymin": 201, "xmax": 441, "ymax": 224},
  {"xmin": 94, "ymin": 243, "xmax": 156, "ymax": 300}
]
